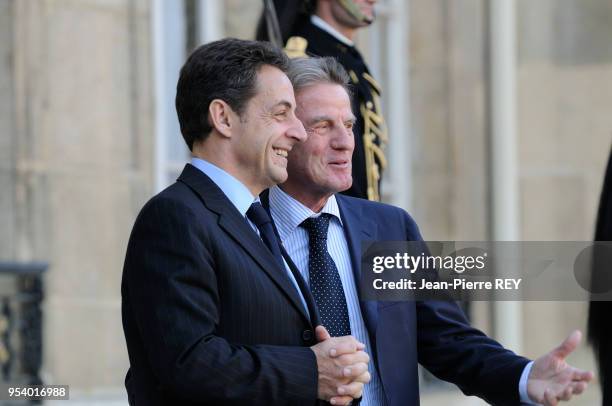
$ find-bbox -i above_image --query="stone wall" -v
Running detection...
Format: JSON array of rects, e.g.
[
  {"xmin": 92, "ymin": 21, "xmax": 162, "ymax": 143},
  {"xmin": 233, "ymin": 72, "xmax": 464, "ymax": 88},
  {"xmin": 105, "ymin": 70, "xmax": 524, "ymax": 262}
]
[
  {"xmin": 0, "ymin": 0, "xmax": 609, "ymax": 403},
  {"xmin": 2, "ymin": 0, "xmax": 154, "ymax": 394},
  {"xmin": 407, "ymin": 0, "xmax": 610, "ymax": 403}
]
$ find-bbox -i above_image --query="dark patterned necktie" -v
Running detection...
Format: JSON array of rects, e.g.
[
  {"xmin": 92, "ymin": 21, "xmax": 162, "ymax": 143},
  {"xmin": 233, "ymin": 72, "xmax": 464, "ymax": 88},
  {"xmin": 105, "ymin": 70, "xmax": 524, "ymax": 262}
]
[
  {"xmin": 246, "ymin": 202, "xmax": 285, "ymax": 269},
  {"xmin": 301, "ymin": 214, "xmax": 351, "ymax": 337}
]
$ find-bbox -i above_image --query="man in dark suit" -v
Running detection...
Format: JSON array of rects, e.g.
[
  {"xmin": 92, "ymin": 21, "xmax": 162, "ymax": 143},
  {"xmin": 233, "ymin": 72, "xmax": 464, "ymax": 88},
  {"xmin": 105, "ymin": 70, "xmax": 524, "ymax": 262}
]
[
  {"xmin": 121, "ymin": 38, "xmax": 371, "ymax": 405},
  {"xmin": 266, "ymin": 55, "xmax": 594, "ymax": 406}
]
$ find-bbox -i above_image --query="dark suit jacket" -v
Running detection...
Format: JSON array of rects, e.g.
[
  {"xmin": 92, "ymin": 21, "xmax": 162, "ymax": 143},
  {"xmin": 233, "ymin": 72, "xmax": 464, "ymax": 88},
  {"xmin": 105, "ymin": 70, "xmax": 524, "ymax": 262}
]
[
  {"xmin": 121, "ymin": 164, "xmax": 322, "ymax": 405},
  {"xmin": 588, "ymin": 147, "xmax": 612, "ymax": 405},
  {"xmin": 292, "ymin": 193, "xmax": 530, "ymax": 406}
]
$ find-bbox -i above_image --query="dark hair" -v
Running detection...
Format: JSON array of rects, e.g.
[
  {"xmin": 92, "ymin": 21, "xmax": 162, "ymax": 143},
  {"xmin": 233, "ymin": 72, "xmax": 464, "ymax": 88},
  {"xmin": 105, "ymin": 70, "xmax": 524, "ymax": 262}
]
[{"xmin": 175, "ymin": 38, "xmax": 289, "ymax": 150}]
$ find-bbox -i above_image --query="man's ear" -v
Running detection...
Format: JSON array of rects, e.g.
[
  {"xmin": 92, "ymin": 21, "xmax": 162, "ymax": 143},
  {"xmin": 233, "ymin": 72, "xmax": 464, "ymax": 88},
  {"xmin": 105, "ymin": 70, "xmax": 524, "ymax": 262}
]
[{"xmin": 208, "ymin": 99, "xmax": 236, "ymax": 138}]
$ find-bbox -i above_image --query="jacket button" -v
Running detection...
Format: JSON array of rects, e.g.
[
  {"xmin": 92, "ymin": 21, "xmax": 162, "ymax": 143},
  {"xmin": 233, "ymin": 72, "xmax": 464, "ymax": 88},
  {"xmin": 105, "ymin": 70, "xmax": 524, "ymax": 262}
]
[{"xmin": 302, "ymin": 329, "xmax": 313, "ymax": 342}]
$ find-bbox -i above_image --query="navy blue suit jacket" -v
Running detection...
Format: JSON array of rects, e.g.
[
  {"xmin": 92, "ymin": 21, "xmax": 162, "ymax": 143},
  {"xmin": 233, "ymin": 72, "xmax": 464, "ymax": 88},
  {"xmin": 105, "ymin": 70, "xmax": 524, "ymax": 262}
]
[
  {"xmin": 331, "ymin": 194, "xmax": 529, "ymax": 406},
  {"xmin": 121, "ymin": 165, "xmax": 322, "ymax": 405}
]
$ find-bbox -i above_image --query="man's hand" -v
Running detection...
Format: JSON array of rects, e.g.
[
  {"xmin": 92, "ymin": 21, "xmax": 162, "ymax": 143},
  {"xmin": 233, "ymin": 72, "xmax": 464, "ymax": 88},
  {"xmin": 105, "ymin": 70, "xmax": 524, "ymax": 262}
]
[
  {"xmin": 527, "ymin": 330, "xmax": 594, "ymax": 406},
  {"xmin": 311, "ymin": 326, "xmax": 371, "ymax": 405}
]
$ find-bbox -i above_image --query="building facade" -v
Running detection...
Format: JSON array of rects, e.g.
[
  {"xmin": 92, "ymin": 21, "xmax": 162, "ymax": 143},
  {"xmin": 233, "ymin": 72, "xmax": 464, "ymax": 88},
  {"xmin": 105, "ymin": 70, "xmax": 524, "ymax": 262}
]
[{"xmin": 1, "ymin": 0, "xmax": 610, "ymax": 403}]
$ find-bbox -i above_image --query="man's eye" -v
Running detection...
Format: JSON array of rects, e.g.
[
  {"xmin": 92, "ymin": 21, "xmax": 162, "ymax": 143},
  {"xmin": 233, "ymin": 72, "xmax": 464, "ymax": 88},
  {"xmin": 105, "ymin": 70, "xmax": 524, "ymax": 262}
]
[
  {"xmin": 345, "ymin": 122, "xmax": 354, "ymax": 130},
  {"xmin": 275, "ymin": 111, "xmax": 288, "ymax": 118}
]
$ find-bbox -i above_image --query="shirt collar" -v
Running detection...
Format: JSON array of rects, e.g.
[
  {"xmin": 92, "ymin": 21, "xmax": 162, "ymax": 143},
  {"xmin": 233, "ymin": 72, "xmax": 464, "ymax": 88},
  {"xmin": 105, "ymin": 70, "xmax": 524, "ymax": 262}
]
[
  {"xmin": 268, "ymin": 185, "xmax": 343, "ymax": 243},
  {"xmin": 190, "ymin": 157, "xmax": 256, "ymax": 216},
  {"xmin": 311, "ymin": 15, "xmax": 354, "ymax": 47}
]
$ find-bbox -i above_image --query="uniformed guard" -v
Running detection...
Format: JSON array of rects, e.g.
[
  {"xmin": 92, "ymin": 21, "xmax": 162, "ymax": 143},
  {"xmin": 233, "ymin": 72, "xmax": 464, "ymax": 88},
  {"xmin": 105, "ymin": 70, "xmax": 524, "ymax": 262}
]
[{"xmin": 257, "ymin": 0, "xmax": 388, "ymax": 201}]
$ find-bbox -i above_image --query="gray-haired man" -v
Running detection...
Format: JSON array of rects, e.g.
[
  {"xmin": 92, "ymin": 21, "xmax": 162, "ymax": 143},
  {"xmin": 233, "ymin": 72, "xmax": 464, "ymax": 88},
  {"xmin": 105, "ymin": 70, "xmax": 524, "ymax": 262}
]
[{"xmin": 264, "ymin": 56, "xmax": 593, "ymax": 406}]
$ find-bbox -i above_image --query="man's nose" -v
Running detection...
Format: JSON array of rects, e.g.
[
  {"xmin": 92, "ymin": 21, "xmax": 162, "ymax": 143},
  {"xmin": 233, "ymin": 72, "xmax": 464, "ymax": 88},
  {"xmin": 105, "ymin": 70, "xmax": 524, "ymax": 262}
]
[
  {"xmin": 286, "ymin": 117, "xmax": 307, "ymax": 142},
  {"xmin": 331, "ymin": 126, "xmax": 354, "ymax": 150}
]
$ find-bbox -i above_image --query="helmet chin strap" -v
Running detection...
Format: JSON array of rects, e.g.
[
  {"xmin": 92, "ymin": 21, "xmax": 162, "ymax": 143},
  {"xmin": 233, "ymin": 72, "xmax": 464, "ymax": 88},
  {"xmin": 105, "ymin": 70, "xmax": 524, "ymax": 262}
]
[{"xmin": 337, "ymin": 0, "xmax": 373, "ymax": 25}]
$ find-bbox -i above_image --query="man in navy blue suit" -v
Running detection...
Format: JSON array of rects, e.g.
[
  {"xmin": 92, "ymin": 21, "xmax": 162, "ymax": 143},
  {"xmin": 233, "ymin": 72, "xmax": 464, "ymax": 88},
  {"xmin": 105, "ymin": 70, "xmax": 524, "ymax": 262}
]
[
  {"xmin": 266, "ymin": 56, "xmax": 594, "ymax": 406},
  {"xmin": 122, "ymin": 39, "xmax": 371, "ymax": 405}
]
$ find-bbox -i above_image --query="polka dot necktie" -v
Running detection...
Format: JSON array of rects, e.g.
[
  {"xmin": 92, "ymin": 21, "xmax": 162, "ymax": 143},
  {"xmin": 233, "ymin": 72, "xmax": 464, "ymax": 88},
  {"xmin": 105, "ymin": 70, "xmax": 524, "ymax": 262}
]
[{"xmin": 301, "ymin": 214, "xmax": 351, "ymax": 337}]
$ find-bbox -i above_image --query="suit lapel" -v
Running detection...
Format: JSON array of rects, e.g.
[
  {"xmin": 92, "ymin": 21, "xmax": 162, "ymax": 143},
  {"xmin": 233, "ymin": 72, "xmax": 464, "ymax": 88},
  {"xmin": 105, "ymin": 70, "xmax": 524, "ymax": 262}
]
[
  {"xmin": 177, "ymin": 164, "xmax": 311, "ymax": 325},
  {"xmin": 336, "ymin": 195, "xmax": 379, "ymax": 345},
  {"xmin": 260, "ymin": 190, "xmax": 322, "ymax": 328}
]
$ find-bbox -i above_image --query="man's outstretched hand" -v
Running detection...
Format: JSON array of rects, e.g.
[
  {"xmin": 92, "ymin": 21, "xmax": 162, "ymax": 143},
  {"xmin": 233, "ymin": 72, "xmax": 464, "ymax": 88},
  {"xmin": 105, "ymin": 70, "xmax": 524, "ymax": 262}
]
[
  {"xmin": 527, "ymin": 330, "xmax": 594, "ymax": 406},
  {"xmin": 311, "ymin": 325, "xmax": 371, "ymax": 405}
]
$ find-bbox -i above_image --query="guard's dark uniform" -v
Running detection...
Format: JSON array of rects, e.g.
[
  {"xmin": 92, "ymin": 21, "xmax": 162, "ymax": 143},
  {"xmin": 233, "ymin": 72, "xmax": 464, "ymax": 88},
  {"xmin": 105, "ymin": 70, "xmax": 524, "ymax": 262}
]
[{"xmin": 283, "ymin": 19, "xmax": 388, "ymax": 201}]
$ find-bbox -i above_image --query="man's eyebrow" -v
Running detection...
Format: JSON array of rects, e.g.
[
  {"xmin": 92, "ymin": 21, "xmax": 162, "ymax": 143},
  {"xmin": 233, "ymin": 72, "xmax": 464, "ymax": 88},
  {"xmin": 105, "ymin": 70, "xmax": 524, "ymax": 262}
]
[
  {"xmin": 271, "ymin": 100, "xmax": 293, "ymax": 110},
  {"xmin": 307, "ymin": 115, "xmax": 332, "ymax": 125},
  {"xmin": 306, "ymin": 115, "xmax": 357, "ymax": 125}
]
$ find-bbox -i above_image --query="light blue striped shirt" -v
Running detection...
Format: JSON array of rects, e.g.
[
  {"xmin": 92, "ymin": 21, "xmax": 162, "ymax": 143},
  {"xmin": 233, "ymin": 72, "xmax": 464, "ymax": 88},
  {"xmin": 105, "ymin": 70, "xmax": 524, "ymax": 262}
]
[
  {"xmin": 268, "ymin": 185, "xmax": 386, "ymax": 406},
  {"xmin": 190, "ymin": 158, "xmax": 309, "ymax": 314}
]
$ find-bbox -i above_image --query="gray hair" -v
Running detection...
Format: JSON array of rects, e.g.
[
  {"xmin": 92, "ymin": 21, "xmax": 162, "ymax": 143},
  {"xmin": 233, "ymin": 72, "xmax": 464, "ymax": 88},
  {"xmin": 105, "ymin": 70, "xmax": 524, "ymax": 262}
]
[{"xmin": 287, "ymin": 57, "xmax": 352, "ymax": 96}]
